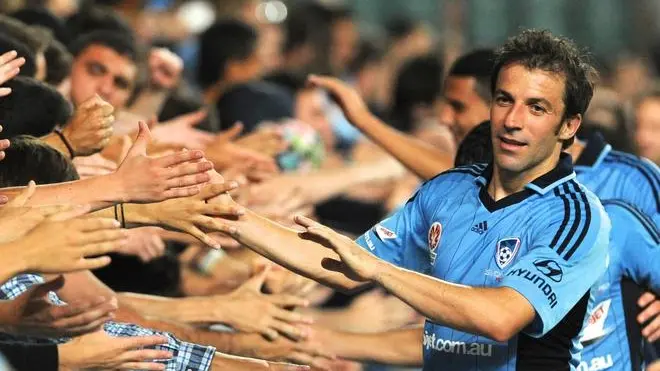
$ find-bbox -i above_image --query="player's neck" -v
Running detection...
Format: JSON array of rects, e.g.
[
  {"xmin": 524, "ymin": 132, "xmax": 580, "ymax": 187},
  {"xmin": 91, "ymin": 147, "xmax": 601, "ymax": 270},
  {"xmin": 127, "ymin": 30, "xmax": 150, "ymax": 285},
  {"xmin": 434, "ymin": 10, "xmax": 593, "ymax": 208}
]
[
  {"xmin": 564, "ymin": 139, "xmax": 586, "ymax": 164},
  {"xmin": 489, "ymin": 152, "xmax": 562, "ymax": 201}
]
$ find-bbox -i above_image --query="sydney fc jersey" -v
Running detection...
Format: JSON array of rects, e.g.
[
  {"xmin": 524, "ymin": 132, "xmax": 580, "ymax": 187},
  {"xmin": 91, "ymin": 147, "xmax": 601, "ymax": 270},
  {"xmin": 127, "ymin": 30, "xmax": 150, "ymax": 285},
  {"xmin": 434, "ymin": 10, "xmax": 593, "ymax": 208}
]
[
  {"xmin": 574, "ymin": 132, "xmax": 659, "ymax": 227},
  {"xmin": 356, "ymin": 154, "xmax": 610, "ymax": 371},
  {"xmin": 579, "ymin": 200, "xmax": 660, "ymax": 371}
]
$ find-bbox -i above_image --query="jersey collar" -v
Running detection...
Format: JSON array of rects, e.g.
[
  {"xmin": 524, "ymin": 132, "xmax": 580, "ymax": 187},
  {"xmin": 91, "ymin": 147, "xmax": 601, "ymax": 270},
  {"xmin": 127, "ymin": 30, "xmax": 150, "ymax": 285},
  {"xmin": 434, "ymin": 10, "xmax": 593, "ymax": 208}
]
[
  {"xmin": 574, "ymin": 132, "xmax": 612, "ymax": 170},
  {"xmin": 475, "ymin": 152, "xmax": 576, "ymax": 198}
]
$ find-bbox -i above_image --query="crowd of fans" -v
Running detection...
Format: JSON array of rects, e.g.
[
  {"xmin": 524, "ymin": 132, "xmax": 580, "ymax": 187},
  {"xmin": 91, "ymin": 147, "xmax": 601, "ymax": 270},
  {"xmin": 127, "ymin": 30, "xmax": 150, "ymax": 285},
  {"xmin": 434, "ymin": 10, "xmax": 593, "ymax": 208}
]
[{"xmin": 0, "ymin": 0, "xmax": 656, "ymax": 370}]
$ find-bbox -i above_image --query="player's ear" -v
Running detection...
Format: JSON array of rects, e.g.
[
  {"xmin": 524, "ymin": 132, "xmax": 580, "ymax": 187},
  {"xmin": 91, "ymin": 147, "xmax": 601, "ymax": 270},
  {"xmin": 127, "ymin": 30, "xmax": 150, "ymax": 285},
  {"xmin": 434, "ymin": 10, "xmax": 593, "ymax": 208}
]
[{"xmin": 559, "ymin": 114, "xmax": 581, "ymax": 142}]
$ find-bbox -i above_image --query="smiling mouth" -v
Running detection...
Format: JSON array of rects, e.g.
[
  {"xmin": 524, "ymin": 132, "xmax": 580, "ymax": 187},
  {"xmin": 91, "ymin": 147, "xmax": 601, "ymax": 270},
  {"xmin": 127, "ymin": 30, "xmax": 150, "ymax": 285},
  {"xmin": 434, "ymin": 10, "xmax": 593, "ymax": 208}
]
[{"xmin": 499, "ymin": 136, "xmax": 527, "ymax": 146}]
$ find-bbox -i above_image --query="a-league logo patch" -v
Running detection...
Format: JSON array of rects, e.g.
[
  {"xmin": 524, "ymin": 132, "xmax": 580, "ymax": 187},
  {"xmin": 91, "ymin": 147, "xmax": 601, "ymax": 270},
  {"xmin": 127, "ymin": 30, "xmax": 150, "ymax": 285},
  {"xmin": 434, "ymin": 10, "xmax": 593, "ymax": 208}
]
[
  {"xmin": 428, "ymin": 222, "xmax": 443, "ymax": 265},
  {"xmin": 495, "ymin": 237, "xmax": 521, "ymax": 269}
]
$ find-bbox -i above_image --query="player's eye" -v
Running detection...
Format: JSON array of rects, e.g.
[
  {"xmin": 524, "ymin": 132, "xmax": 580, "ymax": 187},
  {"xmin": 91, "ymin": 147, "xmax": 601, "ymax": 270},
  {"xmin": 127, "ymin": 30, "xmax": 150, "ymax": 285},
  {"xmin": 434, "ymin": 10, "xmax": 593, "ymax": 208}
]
[
  {"xmin": 530, "ymin": 104, "xmax": 546, "ymax": 115},
  {"xmin": 495, "ymin": 95, "xmax": 512, "ymax": 106}
]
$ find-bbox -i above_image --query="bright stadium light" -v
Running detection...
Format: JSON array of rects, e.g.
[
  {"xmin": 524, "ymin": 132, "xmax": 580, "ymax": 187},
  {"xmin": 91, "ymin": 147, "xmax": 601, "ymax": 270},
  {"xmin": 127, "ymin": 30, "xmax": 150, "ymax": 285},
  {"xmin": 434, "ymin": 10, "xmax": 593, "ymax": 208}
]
[{"xmin": 256, "ymin": 1, "xmax": 287, "ymax": 24}]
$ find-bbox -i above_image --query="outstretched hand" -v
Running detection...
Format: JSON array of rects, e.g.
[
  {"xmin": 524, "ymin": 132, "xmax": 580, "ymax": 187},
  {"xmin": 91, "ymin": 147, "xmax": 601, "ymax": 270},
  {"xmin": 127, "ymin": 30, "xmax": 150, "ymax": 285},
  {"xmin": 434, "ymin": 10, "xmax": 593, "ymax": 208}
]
[
  {"xmin": 113, "ymin": 121, "xmax": 213, "ymax": 202},
  {"xmin": 58, "ymin": 330, "xmax": 172, "ymax": 371},
  {"xmin": 307, "ymin": 75, "xmax": 370, "ymax": 126},
  {"xmin": 294, "ymin": 215, "xmax": 381, "ymax": 282},
  {"xmin": 220, "ymin": 265, "xmax": 313, "ymax": 340},
  {"xmin": 0, "ymin": 276, "xmax": 118, "ymax": 338}
]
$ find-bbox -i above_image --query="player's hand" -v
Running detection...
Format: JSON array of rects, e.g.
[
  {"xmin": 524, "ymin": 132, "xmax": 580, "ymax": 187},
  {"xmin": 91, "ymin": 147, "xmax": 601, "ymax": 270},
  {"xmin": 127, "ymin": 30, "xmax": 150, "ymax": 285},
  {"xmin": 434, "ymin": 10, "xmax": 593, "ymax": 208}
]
[
  {"xmin": 8, "ymin": 205, "xmax": 127, "ymax": 273},
  {"xmin": 73, "ymin": 153, "xmax": 118, "ymax": 179},
  {"xmin": 638, "ymin": 291, "xmax": 660, "ymax": 341},
  {"xmin": 307, "ymin": 75, "xmax": 370, "ymax": 126},
  {"xmin": 0, "ymin": 50, "xmax": 25, "ymax": 96},
  {"xmin": 148, "ymin": 47, "xmax": 183, "ymax": 90},
  {"xmin": 112, "ymin": 121, "xmax": 213, "ymax": 203},
  {"xmin": 62, "ymin": 95, "xmax": 115, "ymax": 156},
  {"xmin": 117, "ymin": 226, "xmax": 167, "ymax": 262},
  {"xmin": 294, "ymin": 215, "xmax": 383, "ymax": 281},
  {"xmin": 151, "ymin": 110, "xmax": 214, "ymax": 149},
  {"xmin": 0, "ymin": 276, "xmax": 117, "ymax": 337},
  {"xmin": 217, "ymin": 265, "xmax": 313, "ymax": 340},
  {"xmin": 58, "ymin": 330, "xmax": 172, "ymax": 371}
]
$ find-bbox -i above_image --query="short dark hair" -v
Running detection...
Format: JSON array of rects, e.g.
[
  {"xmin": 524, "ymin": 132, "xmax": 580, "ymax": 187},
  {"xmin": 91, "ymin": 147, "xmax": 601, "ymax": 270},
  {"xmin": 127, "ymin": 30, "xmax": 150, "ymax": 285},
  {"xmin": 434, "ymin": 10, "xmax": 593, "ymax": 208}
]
[
  {"xmin": 44, "ymin": 38, "xmax": 72, "ymax": 86},
  {"xmin": 392, "ymin": 54, "xmax": 444, "ymax": 130},
  {"xmin": 491, "ymin": 29, "xmax": 597, "ymax": 149},
  {"xmin": 0, "ymin": 35, "xmax": 37, "ymax": 78},
  {"xmin": 217, "ymin": 81, "xmax": 293, "ymax": 133},
  {"xmin": 198, "ymin": 20, "xmax": 257, "ymax": 88},
  {"xmin": 11, "ymin": 6, "xmax": 71, "ymax": 45},
  {"xmin": 0, "ymin": 15, "xmax": 52, "ymax": 54},
  {"xmin": 262, "ymin": 70, "xmax": 307, "ymax": 96},
  {"xmin": 0, "ymin": 76, "xmax": 73, "ymax": 138},
  {"xmin": 449, "ymin": 49, "xmax": 496, "ymax": 103},
  {"xmin": 0, "ymin": 135, "xmax": 79, "ymax": 187},
  {"xmin": 65, "ymin": 6, "xmax": 134, "ymax": 40},
  {"xmin": 455, "ymin": 120, "xmax": 493, "ymax": 167},
  {"xmin": 69, "ymin": 30, "xmax": 140, "ymax": 64}
]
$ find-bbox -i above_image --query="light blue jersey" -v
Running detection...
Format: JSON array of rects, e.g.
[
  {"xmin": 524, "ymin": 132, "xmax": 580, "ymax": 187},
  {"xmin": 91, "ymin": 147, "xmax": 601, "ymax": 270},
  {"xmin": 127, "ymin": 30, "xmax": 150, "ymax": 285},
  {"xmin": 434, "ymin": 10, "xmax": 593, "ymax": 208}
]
[
  {"xmin": 579, "ymin": 200, "xmax": 660, "ymax": 371},
  {"xmin": 356, "ymin": 154, "xmax": 610, "ymax": 370},
  {"xmin": 574, "ymin": 132, "xmax": 659, "ymax": 227}
]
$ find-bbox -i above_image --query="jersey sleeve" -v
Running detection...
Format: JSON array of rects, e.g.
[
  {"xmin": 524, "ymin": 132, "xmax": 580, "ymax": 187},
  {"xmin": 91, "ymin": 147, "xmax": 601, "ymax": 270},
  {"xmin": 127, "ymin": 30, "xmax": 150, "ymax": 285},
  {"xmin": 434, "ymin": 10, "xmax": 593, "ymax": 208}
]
[
  {"xmin": 606, "ymin": 202, "xmax": 660, "ymax": 293},
  {"xmin": 624, "ymin": 158, "xmax": 660, "ymax": 224},
  {"xmin": 354, "ymin": 182, "xmax": 431, "ymax": 271},
  {"xmin": 499, "ymin": 197, "xmax": 611, "ymax": 337}
]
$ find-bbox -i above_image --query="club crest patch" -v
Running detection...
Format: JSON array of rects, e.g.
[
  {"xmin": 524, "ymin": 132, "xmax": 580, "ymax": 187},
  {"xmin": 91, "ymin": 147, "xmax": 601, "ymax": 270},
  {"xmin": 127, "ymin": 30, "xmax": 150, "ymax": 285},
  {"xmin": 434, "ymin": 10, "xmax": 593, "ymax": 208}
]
[
  {"xmin": 495, "ymin": 237, "xmax": 521, "ymax": 269},
  {"xmin": 428, "ymin": 222, "xmax": 443, "ymax": 265}
]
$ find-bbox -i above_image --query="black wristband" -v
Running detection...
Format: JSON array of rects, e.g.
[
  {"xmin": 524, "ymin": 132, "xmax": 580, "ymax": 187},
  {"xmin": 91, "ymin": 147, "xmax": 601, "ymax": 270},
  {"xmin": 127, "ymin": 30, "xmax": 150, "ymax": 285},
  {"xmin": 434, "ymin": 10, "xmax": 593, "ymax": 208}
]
[
  {"xmin": 54, "ymin": 128, "xmax": 75, "ymax": 158},
  {"xmin": 120, "ymin": 203, "xmax": 126, "ymax": 228}
]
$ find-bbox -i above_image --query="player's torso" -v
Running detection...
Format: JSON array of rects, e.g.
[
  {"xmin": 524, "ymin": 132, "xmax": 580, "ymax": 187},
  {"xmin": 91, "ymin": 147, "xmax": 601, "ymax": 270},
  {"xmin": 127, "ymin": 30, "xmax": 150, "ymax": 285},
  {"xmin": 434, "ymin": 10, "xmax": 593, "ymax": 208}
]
[{"xmin": 420, "ymin": 187, "xmax": 544, "ymax": 370}]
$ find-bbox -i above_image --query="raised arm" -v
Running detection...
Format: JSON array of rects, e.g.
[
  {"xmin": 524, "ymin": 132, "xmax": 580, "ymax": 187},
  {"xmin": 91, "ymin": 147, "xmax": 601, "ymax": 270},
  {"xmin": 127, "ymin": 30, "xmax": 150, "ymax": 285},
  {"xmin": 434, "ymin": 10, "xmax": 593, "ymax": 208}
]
[
  {"xmin": 308, "ymin": 75, "xmax": 453, "ymax": 180},
  {"xmin": 1, "ymin": 122, "xmax": 212, "ymax": 209}
]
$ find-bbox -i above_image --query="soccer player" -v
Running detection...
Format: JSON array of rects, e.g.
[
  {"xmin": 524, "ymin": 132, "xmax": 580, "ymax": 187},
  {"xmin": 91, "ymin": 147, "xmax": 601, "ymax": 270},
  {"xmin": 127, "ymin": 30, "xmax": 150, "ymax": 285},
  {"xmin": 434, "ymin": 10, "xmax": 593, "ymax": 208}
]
[
  {"xmin": 211, "ymin": 29, "xmax": 611, "ymax": 370},
  {"xmin": 455, "ymin": 120, "xmax": 660, "ymax": 371}
]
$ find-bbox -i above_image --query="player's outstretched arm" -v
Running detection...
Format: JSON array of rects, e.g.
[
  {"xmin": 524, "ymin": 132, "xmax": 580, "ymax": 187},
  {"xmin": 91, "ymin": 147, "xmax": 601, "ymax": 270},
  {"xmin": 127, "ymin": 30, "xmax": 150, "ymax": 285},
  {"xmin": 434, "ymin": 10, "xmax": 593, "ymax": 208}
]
[
  {"xmin": 294, "ymin": 215, "xmax": 534, "ymax": 342},
  {"xmin": 308, "ymin": 75, "xmax": 454, "ymax": 180},
  {"xmin": 211, "ymin": 207, "xmax": 368, "ymax": 292}
]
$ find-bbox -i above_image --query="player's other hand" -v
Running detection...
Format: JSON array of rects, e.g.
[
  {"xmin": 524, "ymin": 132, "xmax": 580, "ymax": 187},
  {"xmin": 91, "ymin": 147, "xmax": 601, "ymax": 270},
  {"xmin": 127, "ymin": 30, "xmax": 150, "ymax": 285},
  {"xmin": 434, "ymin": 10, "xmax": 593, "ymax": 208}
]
[{"xmin": 638, "ymin": 291, "xmax": 660, "ymax": 342}]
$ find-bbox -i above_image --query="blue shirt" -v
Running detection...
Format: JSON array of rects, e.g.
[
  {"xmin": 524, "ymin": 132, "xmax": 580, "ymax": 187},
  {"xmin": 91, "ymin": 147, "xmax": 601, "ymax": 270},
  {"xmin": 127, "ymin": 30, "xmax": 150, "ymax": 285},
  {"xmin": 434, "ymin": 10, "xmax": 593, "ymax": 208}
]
[
  {"xmin": 579, "ymin": 200, "xmax": 660, "ymax": 371},
  {"xmin": 574, "ymin": 132, "xmax": 660, "ymax": 227},
  {"xmin": 356, "ymin": 154, "xmax": 611, "ymax": 371}
]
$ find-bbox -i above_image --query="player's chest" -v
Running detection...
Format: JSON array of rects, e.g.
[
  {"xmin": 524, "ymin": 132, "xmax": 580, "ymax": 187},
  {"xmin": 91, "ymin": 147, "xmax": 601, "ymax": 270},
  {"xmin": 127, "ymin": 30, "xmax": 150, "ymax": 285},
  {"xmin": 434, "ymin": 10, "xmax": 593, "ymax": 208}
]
[{"xmin": 422, "ymin": 202, "xmax": 533, "ymax": 286}]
